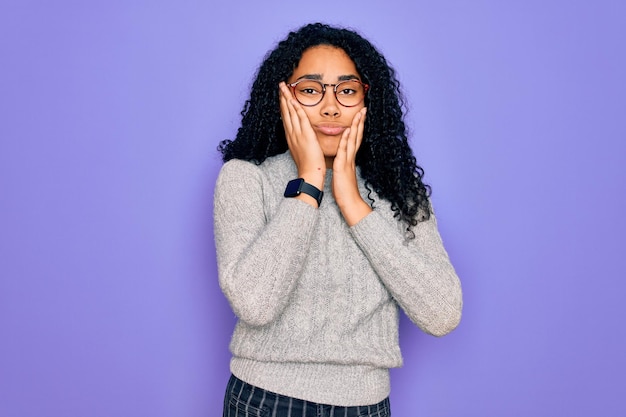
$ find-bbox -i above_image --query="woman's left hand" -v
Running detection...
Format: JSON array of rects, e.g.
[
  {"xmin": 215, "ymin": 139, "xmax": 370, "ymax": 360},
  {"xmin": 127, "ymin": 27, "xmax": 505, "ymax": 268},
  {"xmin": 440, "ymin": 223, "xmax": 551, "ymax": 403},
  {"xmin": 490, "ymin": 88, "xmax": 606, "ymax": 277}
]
[{"xmin": 332, "ymin": 107, "xmax": 372, "ymax": 226}]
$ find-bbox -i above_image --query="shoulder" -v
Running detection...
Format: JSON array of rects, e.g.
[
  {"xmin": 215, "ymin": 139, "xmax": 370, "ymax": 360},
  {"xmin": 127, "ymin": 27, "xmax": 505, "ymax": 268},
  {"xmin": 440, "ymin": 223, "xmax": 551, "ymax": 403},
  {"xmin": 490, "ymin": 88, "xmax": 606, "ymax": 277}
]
[
  {"xmin": 214, "ymin": 153, "xmax": 298, "ymax": 218},
  {"xmin": 218, "ymin": 152, "xmax": 294, "ymax": 180},
  {"xmin": 261, "ymin": 151, "xmax": 296, "ymax": 176},
  {"xmin": 216, "ymin": 152, "xmax": 296, "ymax": 197},
  {"xmin": 217, "ymin": 158, "xmax": 258, "ymax": 180},
  {"xmin": 217, "ymin": 152, "xmax": 296, "ymax": 184}
]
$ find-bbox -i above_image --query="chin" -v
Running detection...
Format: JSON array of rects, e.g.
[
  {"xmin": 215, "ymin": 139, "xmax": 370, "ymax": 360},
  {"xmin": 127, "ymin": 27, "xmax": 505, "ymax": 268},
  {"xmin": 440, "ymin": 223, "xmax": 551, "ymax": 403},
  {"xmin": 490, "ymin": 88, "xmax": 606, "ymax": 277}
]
[
  {"xmin": 318, "ymin": 137, "xmax": 340, "ymax": 154},
  {"xmin": 321, "ymin": 148, "xmax": 339, "ymax": 160}
]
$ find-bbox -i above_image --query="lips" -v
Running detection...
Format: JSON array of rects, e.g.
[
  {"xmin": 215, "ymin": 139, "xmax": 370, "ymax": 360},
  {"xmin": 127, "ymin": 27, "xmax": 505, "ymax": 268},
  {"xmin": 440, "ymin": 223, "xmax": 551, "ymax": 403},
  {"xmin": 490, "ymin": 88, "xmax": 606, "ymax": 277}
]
[{"xmin": 315, "ymin": 124, "xmax": 346, "ymax": 136}]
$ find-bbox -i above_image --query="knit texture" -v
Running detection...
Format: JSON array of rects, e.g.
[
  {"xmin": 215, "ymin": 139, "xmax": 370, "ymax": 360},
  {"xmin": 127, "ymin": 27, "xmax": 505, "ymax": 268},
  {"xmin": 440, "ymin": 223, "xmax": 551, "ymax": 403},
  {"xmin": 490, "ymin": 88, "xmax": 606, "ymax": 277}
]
[{"xmin": 213, "ymin": 151, "xmax": 462, "ymax": 406}]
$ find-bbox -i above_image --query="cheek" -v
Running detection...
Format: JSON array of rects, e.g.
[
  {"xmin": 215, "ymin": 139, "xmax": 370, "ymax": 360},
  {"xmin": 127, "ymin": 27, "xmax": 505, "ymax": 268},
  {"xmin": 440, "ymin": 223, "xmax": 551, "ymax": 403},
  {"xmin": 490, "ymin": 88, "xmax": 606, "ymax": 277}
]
[
  {"xmin": 347, "ymin": 107, "xmax": 363, "ymax": 122},
  {"xmin": 301, "ymin": 107, "xmax": 316, "ymax": 121}
]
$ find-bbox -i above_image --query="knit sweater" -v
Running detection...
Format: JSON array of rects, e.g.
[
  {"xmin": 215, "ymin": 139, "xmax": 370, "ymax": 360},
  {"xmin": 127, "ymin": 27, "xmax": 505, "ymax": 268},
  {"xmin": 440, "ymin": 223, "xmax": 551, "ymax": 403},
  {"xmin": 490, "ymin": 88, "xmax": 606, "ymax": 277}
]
[{"xmin": 213, "ymin": 151, "xmax": 462, "ymax": 406}]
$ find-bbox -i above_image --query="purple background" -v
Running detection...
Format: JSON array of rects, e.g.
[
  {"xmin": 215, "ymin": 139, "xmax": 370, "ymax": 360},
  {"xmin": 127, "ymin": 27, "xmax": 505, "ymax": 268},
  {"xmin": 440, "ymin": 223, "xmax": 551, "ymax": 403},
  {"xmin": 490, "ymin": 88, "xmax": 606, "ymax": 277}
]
[{"xmin": 1, "ymin": 1, "xmax": 625, "ymax": 416}]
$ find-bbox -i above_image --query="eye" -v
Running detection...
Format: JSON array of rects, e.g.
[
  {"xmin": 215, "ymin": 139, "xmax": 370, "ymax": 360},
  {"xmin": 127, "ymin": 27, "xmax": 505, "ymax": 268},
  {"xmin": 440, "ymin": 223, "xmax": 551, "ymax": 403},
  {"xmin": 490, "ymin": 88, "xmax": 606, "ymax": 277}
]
[
  {"xmin": 296, "ymin": 81, "xmax": 323, "ymax": 96},
  {"xmin": 337, "ymin": 87, "xmax": 357, "ymax": 96},
  {"xmin": 336, "ymin": 80, "xmax": 362, "ymax": 96},
  {"xmin": 300, "ymin": 87, "xmax": 321, "ymax": 95}
]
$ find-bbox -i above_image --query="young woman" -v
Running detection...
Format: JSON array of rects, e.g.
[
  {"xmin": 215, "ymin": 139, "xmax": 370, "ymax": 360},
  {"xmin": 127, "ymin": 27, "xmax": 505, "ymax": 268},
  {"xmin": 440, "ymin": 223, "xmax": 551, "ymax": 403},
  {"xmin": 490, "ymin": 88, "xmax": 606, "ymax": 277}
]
[{"xmin": 214, "ymin": 23, "xmax": 462, "ymax": 417}]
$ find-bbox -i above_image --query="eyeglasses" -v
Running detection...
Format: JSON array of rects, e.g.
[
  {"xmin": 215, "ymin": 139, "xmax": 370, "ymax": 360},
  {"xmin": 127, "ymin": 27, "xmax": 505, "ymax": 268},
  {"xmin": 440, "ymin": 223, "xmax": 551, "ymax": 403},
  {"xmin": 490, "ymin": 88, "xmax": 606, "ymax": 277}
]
[{"xmin": 286, "ymin": 79, "xmax": 369, "ymax": 107}]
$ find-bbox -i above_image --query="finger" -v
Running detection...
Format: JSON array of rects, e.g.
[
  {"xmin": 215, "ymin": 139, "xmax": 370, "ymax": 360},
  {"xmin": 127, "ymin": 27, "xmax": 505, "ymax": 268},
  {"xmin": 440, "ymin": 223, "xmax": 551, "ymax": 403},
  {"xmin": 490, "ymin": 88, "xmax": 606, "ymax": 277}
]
[
  {"xmin": 280, "ymin": 83, "xmax": 300, "ymax": 127},
  {"xmin": 279, "ymin": 84, "xmax": 294, "ymax": 136},
  {"xmin": 283, "ymin": 89, "xmax": 312, "ymax": 151},
  {"xmin": 279, "ymin": 85, "xmax": 304, "ymax": 141},
  {"xmin": 345, "ymin": 111, "xmax": 363, "ymax": 162},
  {"xmin": 355, "ymin": 108, "xmax": 367, "ymax": 151},
  {"xmin": 287, "ymin": 97, "xmax": 319, "ymax": 149},
  {"xmin": 288, "ymin": 99, "xmax": 303, "ymax": 139},
  {"xmin": 337, "ymin": 127, "xmax": 350, "ymax": 162}
]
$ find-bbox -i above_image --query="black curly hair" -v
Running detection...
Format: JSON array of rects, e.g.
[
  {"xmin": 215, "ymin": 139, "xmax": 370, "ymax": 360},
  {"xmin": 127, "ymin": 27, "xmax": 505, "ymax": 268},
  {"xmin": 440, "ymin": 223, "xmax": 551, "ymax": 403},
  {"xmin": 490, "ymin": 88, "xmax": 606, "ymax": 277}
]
[{"xmin": 219, "ymin": 23, "xmax": 431, "ymax": 236}]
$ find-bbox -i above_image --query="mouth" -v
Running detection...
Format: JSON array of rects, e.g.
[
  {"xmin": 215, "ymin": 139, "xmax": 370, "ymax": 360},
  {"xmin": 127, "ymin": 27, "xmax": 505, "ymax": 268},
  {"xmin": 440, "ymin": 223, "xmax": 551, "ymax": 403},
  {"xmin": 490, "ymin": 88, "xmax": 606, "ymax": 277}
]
[{"xmin": 314, "ymin": 124, "xmax": 346, "ymax": 136}]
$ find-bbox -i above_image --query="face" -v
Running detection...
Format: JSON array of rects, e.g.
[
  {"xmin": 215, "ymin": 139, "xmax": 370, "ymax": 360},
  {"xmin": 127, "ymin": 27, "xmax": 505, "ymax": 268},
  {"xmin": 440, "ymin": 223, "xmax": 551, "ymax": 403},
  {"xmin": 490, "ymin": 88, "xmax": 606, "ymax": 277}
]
[{"xmin": 287, "ymin": 45, "xmax": 365, "ymax": 163}]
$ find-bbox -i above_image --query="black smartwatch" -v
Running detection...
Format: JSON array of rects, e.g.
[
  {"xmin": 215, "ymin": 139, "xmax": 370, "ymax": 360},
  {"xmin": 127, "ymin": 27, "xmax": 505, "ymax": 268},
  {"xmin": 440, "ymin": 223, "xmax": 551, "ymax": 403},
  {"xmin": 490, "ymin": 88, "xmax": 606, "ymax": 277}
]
[{"xmin": 284, "ymin": 178, "xmax": 323, "ymax": 207}]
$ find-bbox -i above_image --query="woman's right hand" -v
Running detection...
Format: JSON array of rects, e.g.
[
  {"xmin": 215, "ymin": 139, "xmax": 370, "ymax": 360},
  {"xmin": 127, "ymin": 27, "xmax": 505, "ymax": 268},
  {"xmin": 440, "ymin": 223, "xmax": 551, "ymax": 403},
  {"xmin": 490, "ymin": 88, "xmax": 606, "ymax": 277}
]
[{"xmin": 279, "ymin": 82, "xmax": 326, "ymax": 190}]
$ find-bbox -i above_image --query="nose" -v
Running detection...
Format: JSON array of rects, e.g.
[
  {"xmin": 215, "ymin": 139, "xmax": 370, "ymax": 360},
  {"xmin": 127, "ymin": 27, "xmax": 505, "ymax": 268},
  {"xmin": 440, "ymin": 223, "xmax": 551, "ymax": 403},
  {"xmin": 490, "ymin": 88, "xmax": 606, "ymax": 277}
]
[{"xmin": 319, "ymin": 89, "xmax": 340, "ymax": 118}]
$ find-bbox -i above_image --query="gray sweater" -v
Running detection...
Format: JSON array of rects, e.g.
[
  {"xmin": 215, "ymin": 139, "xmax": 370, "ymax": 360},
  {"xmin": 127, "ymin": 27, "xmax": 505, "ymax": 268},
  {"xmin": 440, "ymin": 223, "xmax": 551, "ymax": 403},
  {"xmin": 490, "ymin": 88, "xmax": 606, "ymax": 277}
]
[{"xmin": 213, "ymin": 151, "xmax": 462, "ymax": 406}]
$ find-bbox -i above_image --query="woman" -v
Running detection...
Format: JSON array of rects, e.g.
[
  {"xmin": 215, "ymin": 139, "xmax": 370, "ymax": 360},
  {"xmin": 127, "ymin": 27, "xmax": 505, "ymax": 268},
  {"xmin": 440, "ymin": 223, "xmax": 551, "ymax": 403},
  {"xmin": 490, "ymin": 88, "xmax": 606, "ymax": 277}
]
[{"xmin": 214, "ymin": 23, "xmax": 462, "ymax": 416}]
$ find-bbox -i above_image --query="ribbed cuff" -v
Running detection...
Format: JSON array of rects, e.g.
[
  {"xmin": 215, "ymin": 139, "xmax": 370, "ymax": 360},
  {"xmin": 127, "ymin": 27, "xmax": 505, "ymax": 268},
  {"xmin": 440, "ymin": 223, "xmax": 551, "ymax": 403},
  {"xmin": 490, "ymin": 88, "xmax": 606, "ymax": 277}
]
[{"xmin": 231, "ymin": 357, "xmax": 390, "ymax": 407}]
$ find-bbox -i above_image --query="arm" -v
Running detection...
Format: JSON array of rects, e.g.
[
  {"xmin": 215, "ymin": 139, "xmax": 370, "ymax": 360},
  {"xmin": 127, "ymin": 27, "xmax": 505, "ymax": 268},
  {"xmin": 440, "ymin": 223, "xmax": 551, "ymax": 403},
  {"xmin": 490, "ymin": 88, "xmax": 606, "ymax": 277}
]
[
  {"xmin": 214, "ymin": 84, "xmax": 323, "ymax": 326},
  {"xmin": 349, "ymin": 209, "xmax": 462, "ymax": 337},
  {"xmin": 213, "ymin": 160, "xmax": 319, "ymax": 327},
  {"xmin": 327, "ymin": 102, "xmax": 461, "ymax": 335}
]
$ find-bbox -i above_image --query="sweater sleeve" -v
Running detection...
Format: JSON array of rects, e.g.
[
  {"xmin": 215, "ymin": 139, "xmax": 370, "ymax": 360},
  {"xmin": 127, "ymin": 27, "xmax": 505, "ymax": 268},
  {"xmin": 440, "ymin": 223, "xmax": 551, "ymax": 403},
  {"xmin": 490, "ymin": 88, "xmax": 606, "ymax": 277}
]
[
  {"xmin": 349, "ymin": 209, "xmax": 462, "ymax": 337},
  {"xmin": 213, "ymin": 160, "xmax": 319, "ymax": 327}
]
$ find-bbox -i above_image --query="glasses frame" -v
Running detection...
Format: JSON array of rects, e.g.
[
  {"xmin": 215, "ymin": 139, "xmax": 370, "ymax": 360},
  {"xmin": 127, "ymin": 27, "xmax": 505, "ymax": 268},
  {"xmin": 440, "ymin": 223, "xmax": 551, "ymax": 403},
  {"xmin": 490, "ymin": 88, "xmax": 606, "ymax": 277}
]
[{"xmin": 286, "ymin": 79, "xmax": 370, "ymax": 107}]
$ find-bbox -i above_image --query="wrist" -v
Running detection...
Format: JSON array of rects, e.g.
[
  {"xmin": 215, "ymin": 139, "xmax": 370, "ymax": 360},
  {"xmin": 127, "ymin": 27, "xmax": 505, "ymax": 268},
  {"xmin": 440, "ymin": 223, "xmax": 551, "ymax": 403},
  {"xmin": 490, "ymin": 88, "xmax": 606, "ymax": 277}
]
[
  {"xmin": 284, "ymin": 178, "xmax": 324, "ymax": 207},
  {"xmin": 297, "ymin": 170, "xmax": 325, "ymax": 190},
  {"xmin": 340, "ymin": 199, "xmax": 372, "ymax": 226}
]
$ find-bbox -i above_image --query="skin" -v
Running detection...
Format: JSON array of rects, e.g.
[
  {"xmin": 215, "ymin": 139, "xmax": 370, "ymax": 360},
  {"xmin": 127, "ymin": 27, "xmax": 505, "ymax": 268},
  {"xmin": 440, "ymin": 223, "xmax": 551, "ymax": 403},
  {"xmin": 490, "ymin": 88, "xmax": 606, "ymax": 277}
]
[{"xmin": 278, "ymin": 45, "xmax": 372, "ymax": 226}]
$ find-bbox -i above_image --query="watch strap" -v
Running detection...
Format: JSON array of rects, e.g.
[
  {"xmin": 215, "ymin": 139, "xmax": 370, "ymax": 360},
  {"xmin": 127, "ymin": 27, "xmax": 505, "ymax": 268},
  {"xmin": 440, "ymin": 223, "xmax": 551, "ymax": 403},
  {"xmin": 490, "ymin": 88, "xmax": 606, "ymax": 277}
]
[
  {"xmin": 284, "ymin": 178, "xmax": 324, "ymax": 207},
  {"xmin": 299, "ymin": 181, "xmax": 323, "ymax": 207}
]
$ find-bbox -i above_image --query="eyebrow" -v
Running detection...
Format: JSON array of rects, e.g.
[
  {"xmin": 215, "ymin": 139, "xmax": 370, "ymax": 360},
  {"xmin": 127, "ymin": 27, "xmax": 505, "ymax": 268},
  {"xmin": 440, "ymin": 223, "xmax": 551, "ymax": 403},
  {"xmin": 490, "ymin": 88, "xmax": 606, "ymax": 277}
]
[{"xmin": 295, "ymin": 74, "xmax": 361, "ymax": 82}]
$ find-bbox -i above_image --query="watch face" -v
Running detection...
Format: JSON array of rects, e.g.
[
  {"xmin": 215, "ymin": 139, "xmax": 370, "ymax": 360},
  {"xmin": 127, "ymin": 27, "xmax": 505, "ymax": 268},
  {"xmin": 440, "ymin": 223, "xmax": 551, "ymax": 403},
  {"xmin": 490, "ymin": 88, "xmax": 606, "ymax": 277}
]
[{"xmin": 284, "ymin": 179, "xmax": 303, "ymax": 197}]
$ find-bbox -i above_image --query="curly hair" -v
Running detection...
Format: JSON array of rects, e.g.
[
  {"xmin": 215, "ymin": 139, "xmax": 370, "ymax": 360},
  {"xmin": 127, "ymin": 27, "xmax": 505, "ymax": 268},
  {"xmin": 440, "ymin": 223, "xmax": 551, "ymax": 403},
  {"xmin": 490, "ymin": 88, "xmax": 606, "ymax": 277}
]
[{"xmin": 219, "ymin": 23, "xmax": 431, "ymax": 236}]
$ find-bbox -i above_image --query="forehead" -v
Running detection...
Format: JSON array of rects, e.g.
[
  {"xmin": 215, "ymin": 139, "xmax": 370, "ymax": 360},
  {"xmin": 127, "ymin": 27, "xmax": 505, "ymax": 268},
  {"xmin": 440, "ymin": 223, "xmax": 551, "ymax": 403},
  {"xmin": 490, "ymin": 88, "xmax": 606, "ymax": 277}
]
[{"xmin": 291, "ymin": 45, "xmax": 358, "ymax": 80}]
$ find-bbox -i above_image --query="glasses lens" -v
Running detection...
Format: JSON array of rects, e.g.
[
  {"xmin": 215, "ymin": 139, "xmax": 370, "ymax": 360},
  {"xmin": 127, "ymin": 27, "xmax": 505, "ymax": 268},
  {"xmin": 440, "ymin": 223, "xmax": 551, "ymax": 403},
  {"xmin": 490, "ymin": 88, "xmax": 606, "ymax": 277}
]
[
  {"xmin": 292, "ymin": 80, "xmax": 324, "ymax": 106},
  {"xmin": 335, "ymin": 80, "xmax": 365, "ymax": 107}
]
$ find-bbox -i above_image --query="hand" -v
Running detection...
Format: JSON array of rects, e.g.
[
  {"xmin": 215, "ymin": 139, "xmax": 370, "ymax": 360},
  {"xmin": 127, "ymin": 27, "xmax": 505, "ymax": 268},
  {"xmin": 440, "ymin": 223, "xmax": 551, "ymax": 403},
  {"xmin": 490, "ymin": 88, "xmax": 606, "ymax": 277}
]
[
  {"xmin": 279, "ymin": 82, "xmax": 325, "ymax": 189},
  {"xmin": 332, "ymin": 107, "xmax": 372, "ymax": 226}
]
